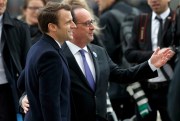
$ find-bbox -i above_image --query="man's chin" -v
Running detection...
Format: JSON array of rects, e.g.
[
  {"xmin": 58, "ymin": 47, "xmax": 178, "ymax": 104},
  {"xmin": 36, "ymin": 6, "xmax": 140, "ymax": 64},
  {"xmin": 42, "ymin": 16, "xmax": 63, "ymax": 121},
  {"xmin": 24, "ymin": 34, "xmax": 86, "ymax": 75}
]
[
  {"xmin": 68, "ymin": 36, "xmax": 73, "ymax": 40},
  {"xmin": 90, "ymin": 37, "xmax": 94, "ymax": 41},
  {"xmin": 0, "ymin": 11, "xmax": 4, "ymax": 15},
  {"xmin": 0, "ymin": 8, "xmax": 6, "ymax": 14}
]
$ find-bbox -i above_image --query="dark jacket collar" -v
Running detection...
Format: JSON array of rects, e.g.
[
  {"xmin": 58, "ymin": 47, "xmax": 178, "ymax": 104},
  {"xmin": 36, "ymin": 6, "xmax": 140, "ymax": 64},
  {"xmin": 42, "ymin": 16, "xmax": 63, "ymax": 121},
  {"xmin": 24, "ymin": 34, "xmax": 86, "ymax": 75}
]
[
  {"xmin": 41, "ymin": 34, "xmax": 60, "ymax": 50},
  {"xmin": 3, "ymin": 11, "xmax": 14, "ymax": 26}
]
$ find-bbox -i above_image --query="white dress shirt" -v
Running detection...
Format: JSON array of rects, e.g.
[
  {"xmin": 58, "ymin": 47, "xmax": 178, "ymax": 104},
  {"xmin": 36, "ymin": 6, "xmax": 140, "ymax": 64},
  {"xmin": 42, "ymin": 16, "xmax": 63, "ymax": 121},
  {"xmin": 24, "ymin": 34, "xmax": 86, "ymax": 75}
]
[
  {"xmin": 149, "ymin": 8, "xmax": 173, "ymax": 82},
  {"xmin": 66, "ymin": 41, "xmax": 96, "ymax": 81},
  {"xmin": 55, "ymin": 40, "xmax": 61, "ymax": 48}
]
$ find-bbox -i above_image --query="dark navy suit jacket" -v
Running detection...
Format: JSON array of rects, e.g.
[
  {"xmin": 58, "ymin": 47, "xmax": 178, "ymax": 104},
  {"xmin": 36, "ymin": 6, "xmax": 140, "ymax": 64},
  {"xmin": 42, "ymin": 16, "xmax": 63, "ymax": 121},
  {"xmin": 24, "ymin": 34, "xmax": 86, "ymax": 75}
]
[
  {"xmin": 62, "ymin": 42, "xmax": 157, "ymax": 121},
  {"xmin": 25, "ymin": 34, "xmax": 71, "ymax": 121}
]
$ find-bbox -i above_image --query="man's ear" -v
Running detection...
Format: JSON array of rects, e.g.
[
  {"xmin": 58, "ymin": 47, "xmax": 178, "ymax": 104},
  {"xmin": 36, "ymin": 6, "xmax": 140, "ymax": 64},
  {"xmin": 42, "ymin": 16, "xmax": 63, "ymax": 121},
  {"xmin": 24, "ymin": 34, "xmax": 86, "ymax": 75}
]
[{"xmin": 48, "ymin": 23, "xmax": 57, "ymax": 32}]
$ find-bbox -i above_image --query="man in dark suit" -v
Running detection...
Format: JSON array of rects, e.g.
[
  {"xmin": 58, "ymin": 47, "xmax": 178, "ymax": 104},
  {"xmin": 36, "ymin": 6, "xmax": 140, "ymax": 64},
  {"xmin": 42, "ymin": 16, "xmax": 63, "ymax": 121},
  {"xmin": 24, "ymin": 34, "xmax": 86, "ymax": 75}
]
[
  {"xmin": 168, "ymin": 53, "xmax": 180, "ymax": 121},
  {"xmin": 124, "ymin": 0, "xmax": 180, "ymax": 120},
  {"xmin": 63, "ymin": 6, "xmax": 175, "ymax": 121},
  {"xmin": 20, "ymin": 4, "xmax": 175, "ymax": 121},
  {"xmin": 0, "ymin": 0, "xmax": 31, "ymax": 121},
  {"xmin": 24, "ymin": 2, "xmax": 76, "ymax": 121}
]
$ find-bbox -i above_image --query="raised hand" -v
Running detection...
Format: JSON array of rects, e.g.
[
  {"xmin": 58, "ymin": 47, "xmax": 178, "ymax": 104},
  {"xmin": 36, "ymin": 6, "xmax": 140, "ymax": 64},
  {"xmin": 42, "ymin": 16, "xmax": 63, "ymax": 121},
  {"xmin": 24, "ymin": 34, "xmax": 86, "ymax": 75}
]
[{"xmin": 150, "ymin": 47, "xmax": 175, "ymax": 68}]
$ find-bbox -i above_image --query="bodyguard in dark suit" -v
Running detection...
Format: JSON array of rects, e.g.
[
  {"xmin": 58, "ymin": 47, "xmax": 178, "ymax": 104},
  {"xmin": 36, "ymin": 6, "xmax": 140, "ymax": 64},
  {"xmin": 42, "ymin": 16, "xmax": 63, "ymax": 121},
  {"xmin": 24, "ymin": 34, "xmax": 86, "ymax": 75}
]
[
  {"xmin": 0, "ymin": 0, "xmax": 31, "ymax": 121},
  {"xmin": 125, "ymin": 0, "xmax": 180, "ymax": 121},
  {"xmin": 24, "ymin": 2, "xmax": 76, "ymax": 121}
]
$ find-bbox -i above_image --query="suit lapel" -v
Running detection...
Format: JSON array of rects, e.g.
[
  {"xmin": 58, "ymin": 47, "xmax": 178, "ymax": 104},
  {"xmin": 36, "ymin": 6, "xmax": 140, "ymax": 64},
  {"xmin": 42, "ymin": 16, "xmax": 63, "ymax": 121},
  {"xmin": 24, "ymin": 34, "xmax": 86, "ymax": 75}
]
[
  {"xmin": 87, "ymin": 45, "xmax": 100, "ymax": 90},
  {"xmin": 158, "ymin": 11, "xmax": 173, "ymax": 46},
  {"xmin": 161, "ymin": 12, "xmax": 173, "ymax": 40},
  {"xmin": 43, "ymin": 34, "xmax": 68, "ymax": 66},
  {"xmin": 58, "ymin": 48, "xmax": 69, "ymax": 67},
  {"xmin": 62, "ymin": 43, "xmax": 82, "ymax": 74},
  {"xmin": 62, "ymin": 43, "xmax": 94, "ymax": 91},
  {"xmin": 1, "ymin": 27, "xmax": 23, "ymax": 72},
  {"xmin": 1, "ymin": 28, "xmax": 6, "ymax": 52},
  {"xmin": 147, "ymin": 14, "xmax": 153, "ymax": 50}
]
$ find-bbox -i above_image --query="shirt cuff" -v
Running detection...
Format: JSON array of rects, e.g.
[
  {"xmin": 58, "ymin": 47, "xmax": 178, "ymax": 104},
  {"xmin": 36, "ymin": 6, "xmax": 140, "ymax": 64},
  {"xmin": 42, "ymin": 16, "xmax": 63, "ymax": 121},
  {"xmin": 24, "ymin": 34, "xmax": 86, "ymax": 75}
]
[{"xmin": 148, "ymin": 59, "xmax": 157, "ymax": 72}]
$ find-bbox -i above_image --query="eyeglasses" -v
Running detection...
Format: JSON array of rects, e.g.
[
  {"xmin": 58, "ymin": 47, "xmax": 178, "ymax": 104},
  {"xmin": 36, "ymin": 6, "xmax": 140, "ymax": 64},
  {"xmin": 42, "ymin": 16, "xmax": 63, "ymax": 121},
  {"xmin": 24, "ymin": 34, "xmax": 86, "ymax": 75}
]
[
  {"xmin": 27, "ymin": 6, "xmax": 42, "ymax": 11},
  {"xmin": 76, "ymin": 19, "xmax": 96, "ymax": 27}
]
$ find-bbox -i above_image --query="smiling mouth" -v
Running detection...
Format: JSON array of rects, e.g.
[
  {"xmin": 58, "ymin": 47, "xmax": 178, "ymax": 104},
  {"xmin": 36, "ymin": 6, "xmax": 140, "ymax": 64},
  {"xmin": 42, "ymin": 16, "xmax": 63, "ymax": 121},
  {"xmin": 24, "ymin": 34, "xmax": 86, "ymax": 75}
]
[{"xmin": 69, "ymin": 31, "xmax": 73, "ymax": 35}]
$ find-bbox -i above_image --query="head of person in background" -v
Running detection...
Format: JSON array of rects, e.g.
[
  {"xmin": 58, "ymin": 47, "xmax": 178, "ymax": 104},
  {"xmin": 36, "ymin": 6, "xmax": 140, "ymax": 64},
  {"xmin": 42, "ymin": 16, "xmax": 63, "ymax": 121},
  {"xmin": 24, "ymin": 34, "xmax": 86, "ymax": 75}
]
[
  {"xmin": 0, "ymin": 0, "xmax": 7, "ymax": 15},
  {"xmin": 95, "ymin": 0, "xmax": 117, "ymax": 13},
  {"xmin": 147, "ymin": 0, "xmax": 170, "ymax": 15},
  {"xmin": 94, "ymin": 0, "xmax": 147, "ymax": 14},
  {"xmin": 18, "ymin": 0, "xmax": 46, "ymax": 44},
  {"xmin": 22, "ymin": 0, "xmax": 46, "ymax": 25}
]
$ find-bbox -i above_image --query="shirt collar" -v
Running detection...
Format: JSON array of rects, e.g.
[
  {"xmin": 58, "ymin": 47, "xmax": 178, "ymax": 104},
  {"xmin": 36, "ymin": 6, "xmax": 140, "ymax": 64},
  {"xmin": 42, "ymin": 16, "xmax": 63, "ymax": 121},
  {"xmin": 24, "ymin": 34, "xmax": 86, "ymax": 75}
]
[
  {"xmin": 55, "ymin": 40, "xmax": 61, "ymax": 48},
  {"xmin": 0, "ymin": 15, "xmax": 3, "ymax": 24},
  {"xmin": 152, "ymin": 8, "xmax": 170, "ymax": 20},
  {"xmin": 66, "ymin": 41, "xmax": 89, "ymax": 55}
]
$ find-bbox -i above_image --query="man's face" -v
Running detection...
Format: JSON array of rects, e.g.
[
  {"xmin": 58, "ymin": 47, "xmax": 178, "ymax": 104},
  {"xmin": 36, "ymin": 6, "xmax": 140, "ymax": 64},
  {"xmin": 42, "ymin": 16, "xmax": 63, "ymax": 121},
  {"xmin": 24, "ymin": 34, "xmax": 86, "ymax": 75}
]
[
  {"xmin": 55, "ymin": 9, "xmax": 76, "ymax": 43},
  {"xmin": 95, "ymin": 0, "xmax": 113, "ymax": 13},
  {"xmin": 0, "ymin": 0, "xmax": 7, "ymax": 15},
  {"xmin": 147, "ymin": 0, "xmax": 170, "ymax": 14},
  {"xmin": 73, "ymin": 8, "xmax": 95, "ymax": 45}
]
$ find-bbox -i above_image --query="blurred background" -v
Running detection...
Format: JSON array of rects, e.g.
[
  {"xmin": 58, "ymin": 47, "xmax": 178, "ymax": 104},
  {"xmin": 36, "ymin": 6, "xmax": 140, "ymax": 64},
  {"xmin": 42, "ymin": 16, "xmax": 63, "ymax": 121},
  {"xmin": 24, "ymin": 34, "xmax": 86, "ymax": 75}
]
[
  {"xmin": 7, "ymin": 0, "xmax": 60, "ymax": 17},
  {"xmin": 7, "ymin": 0, "xmax": 180, "ymax": 18}
]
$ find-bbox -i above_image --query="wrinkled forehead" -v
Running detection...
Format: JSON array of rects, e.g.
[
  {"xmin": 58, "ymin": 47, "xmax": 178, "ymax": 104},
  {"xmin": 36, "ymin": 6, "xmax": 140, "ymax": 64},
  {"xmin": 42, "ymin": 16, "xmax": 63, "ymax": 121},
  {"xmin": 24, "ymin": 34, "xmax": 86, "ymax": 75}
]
[{"xmin": 74, "ymin": 8, "xmax": 93, "ymax": 22}]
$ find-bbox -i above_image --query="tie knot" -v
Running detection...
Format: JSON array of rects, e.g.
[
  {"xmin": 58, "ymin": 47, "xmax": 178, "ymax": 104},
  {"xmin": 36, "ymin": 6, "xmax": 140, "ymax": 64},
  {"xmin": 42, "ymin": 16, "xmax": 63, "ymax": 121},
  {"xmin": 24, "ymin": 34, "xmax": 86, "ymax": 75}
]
[
  {"xmin": 155, "ymin": 16, "xmax": 163, "ymax": 23},
  {"xmin": 79, "ymin": 49, "xmax": 85, "ymax": 56}
]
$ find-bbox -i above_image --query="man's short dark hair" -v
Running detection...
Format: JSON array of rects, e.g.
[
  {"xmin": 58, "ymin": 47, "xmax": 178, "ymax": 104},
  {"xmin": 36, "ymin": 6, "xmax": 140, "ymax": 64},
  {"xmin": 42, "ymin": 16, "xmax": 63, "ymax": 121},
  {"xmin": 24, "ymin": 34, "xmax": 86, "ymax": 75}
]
[{"xmin": 38, "ymin": 1, "xmax": 71, "ymax": 33}]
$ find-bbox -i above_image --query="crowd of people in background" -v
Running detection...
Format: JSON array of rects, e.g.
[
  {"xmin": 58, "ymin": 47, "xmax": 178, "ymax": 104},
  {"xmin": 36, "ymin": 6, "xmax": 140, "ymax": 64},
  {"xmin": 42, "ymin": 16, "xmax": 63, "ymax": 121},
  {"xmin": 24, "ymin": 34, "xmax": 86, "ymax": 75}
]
[{"xmin": 0, "ymin": 0, "xmax": 180, "ymax": 121}]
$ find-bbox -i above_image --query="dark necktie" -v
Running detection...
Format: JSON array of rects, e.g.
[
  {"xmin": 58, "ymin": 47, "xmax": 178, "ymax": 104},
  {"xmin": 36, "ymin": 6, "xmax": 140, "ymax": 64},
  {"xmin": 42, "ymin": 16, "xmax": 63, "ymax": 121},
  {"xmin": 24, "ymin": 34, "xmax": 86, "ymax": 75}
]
[
  {"xmin": 79, "ymin": 49, "xmax": 95, "ymax": 91},
  {"xmin": 155, "ymin": 16, "xmax": 163, "ymax": 45},
  {"xmin": 155, "ymin": 16, "xmax": 171, "ymax": 80}
]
